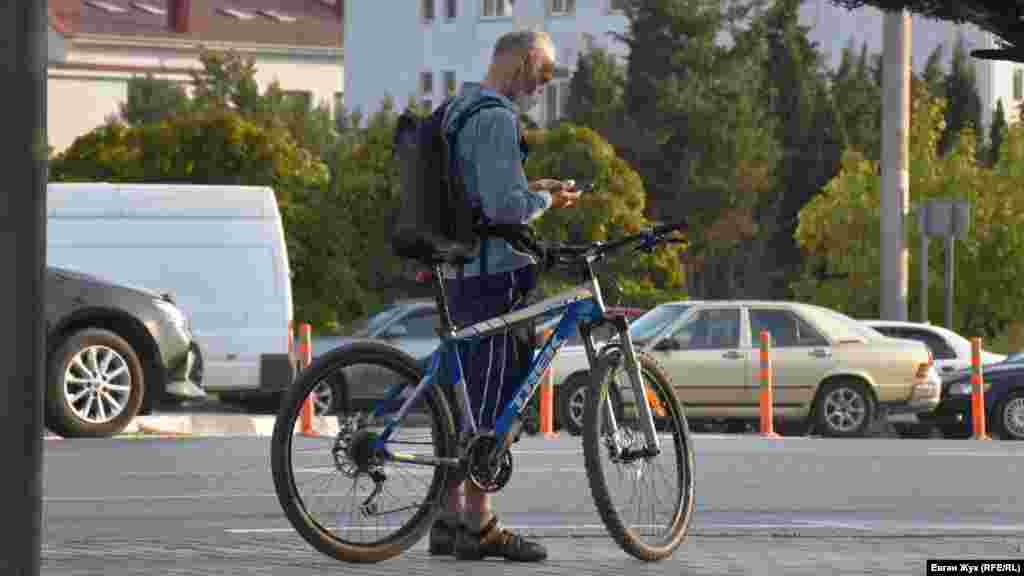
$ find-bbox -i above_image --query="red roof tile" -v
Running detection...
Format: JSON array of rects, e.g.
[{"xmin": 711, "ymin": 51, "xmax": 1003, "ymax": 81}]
[{"xmin": 50, "ymin": 0, "xmax": 343, "ymax": 48}]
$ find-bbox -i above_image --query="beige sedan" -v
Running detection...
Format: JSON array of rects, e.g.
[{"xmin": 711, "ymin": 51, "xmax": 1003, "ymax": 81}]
[{"xmin": 634, "ymin": 301, "xmax": 941, "ymax": 437}]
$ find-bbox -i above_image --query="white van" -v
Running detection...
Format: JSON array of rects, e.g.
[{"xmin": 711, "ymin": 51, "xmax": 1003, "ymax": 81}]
[{"xmin": 46, "ymin": 182, "xmax": 296, "ymax": 402}]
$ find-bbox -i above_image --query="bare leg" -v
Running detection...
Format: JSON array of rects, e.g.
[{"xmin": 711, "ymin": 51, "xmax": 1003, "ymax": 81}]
[{"xmin": 461, "ymin": 481, "xmax": 493, "ymax": 529}]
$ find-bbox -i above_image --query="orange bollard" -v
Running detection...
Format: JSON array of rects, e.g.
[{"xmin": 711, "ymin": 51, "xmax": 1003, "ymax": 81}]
[
  {"xmin": 970, "ymin": 337, "xmax": 989, "ymax": 440},
  {"xmin": 300, "ymin": 323, "xmax": 316, "ymax": 436},
  {"xmin": 759, "ymin": 330, "xmax": 780, "ymax": 438},
  {"xmin": 539, "ymin": 329, "xmax": 558, "ymax": 438}
]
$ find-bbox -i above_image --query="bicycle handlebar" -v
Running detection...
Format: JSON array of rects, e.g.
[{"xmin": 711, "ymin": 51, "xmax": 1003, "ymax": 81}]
[{"xmin": 544, "ymin": 219, "xmax": 687, "ymax": 269}]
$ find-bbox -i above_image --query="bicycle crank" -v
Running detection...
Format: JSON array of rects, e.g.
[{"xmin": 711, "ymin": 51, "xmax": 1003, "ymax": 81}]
[{"xmin": 465, "ymin": 435, "xmax": 513, "ymax": 493}]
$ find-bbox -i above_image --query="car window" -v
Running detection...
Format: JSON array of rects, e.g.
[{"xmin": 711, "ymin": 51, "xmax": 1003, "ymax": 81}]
[
  {"xmin": 351, "ymin": 305, "xmax": 406, "ymax": 337},
  {"xmin": 885, "ymin": 327, "xmax": 957, "ymax": 360},
  {"xmin": 395, "ymin": 310, "xmax": 441, "ymax": 338},
  {"xmin": 629, "ymin": 304, "xmax": 691, "ymax": 344},
  {"xmin": 670, "ymin": 308, "xmax": 740, "ymax": 350},
  {"xmin": 810, "ymin": 307, "xmax": 881, "ymax": 341},
  {"xmin": 749, "ymin": 309, "xmax": 829, "ymax": 348}
]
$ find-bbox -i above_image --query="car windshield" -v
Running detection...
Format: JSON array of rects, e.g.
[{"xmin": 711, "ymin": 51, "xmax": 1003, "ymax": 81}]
[
  {"xmin": 346, "ymin": 305, "xmax": 407, "ymax": 337},
  {"xmin": 1003, "ymin": 351, "xmax": 1024, "ymax": 364},
  {"xmin": 629, "ymin": 304, "xmax": 691, "ymax": 344}
]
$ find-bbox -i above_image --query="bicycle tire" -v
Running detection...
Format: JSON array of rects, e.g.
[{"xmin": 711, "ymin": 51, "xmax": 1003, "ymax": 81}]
[
  {"xmin": 271, "ymin": 341, "xmax": 456, "ymax": 563},
  {"xmin": 582, "ymin": 348, "xmax": 695, "ymax": 561}
]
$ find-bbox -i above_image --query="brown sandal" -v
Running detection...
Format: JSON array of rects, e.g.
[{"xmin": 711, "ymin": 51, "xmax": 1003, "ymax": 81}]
[{"xmin": 454, "ymin": 515, "xmax": 547, "ymax": 562}]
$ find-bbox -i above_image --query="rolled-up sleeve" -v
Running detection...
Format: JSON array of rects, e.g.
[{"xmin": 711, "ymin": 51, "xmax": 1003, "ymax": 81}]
[{"xmin": 458, "ymin": 108, "xmax": 552, "ymax": 224}]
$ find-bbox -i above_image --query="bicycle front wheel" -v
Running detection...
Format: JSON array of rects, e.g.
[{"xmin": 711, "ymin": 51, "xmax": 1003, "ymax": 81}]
[
  {"xmin": 270, "ymin": 341, "xmax": 456, "ymax": 563},
  {"xmin": 582, "ymin": 349, "xmax": 695, "ymax": 561}
]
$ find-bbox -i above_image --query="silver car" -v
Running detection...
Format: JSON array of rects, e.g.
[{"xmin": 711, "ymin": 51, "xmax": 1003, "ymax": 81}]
[
  {"xmin": 633, "ymin": 300, "xmax": 941, "ymax": 437},
  {"xmin": 307, "ymin": 300, "xmax": 441, "ymax": 413}
]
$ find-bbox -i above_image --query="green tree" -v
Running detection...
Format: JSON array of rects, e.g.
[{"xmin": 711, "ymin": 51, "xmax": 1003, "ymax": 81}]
[
  {"xmin": 831, "ymin": 40, "xmax": 881, "ymax": 161},
  {"xmin": 793, "ymin": 74, "xmax": 1024, "ymax": 338},
  {"xmin": 119, "ymin": 74, "xmax": 190, "ymax": 125},
  {"xmin": 940, "ymin": 33, "xmax": 982, "ymax": 158},
  {"xmin": 565, "ymin": 47, "xmax": 625, "ymax": 137},
  {"xmin": 739, "ymin": 0, "xmax": 844, "ymax": 297},
  {"xmin": 258, "ymin": 82, "xmax": 339, "ymax": 161},
  {"xmin": 523, "ymin": 122, "xmax": 687, "ymax": 306},
  {"xmin": 617, "ymin": 0, "xmax": 778, "ymax": 298},
  {"xmin": 921, "ymin": 43, "xmax": 945, "ymax": 100},
  {"xmin": 190, "ymin": 49, "xmax": 262, "ymax": 114},
  {"xmin": 989, "ymin": 98, "xmax": 1008, "ymax": 166}
]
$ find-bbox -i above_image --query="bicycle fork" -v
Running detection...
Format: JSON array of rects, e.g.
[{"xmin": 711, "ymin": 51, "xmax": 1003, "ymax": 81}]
[
  {"xmin": 617, "ymin": 326, "xmax": 662, "ymax": 455},
  {"xmin": 584, "ymin": 315, "xmax": 662, "ymax": 458}
]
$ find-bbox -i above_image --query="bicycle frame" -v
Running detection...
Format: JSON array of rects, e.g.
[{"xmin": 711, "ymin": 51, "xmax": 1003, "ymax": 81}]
[{"xmin": 369, "ymin": 270, "xmax": 662, "ymax": 468}]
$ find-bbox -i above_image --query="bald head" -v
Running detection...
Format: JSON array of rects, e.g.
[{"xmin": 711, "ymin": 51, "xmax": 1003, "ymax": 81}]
[
  {"xmin": 493, "ymin": 30, "xmax": 556, "ymax": 62},
  {"xmin": 482, "ymin": 29, "xmax": 556, "ymax": 106}
]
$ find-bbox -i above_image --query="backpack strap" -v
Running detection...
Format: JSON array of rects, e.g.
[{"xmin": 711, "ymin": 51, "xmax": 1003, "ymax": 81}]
[{"xmin": 443, "ymin": 96, "xmax": 515, "ymax": 278}]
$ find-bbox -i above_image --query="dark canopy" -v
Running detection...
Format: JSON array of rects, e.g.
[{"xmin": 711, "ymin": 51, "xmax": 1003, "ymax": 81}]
[{"xmin": 828, "ymin": 0, "xmax": 1024, "ymax": 61}]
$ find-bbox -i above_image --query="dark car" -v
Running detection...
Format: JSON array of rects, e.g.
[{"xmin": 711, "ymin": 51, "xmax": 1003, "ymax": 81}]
[
  {"xmin": 927, "ymin": 361, "xmax": 1024, "ymax": 440},
  {"xmin": 45, "ymin": 266, "xmax": 197, "ymax": 438}
]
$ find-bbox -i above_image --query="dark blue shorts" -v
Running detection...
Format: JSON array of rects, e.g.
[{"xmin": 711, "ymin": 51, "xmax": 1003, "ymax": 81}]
[{"xmin": 444, "ymin": 265, "xmax": 537, "ymax": 432}]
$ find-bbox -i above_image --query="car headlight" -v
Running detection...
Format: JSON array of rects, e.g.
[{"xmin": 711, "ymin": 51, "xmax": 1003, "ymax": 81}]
[{"xmin": 154, "ymin": 299, "xmax": 188, "ymax": 330}]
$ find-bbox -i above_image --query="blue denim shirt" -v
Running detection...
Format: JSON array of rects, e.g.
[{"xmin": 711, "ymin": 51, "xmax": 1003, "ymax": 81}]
[{"xmin": 441, "ymin": 83, "xmax": 552, "ymax": 278}]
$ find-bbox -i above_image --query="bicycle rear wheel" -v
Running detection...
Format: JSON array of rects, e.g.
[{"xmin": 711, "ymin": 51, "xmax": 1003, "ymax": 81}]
[
  {"xmin": 270, "ymin": 342, "xmax": 456, "ymax": 563},
  {"xmin": 582, "ymin": 349, "xmax": 695, "ymax": 561}
]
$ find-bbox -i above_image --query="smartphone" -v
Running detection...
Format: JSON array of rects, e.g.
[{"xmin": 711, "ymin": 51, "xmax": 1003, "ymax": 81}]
[{"xmin": 567, "ymin": 179, "xmax": 594, "ymax": 193}]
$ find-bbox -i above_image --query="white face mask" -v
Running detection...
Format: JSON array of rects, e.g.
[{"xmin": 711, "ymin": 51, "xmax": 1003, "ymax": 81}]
[{"xmin": 515, "ymin": 91, "xmax": 540, "ymax": 112}]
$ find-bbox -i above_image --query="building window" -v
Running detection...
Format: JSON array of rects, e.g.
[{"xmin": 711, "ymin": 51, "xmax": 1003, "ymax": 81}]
[
  {"xmin": 444, "ymin": 71, "xmax": 457, "ymax": 96},
  {"xmin": 420, "ymin": 71, "xmax": 434, "ymax": 110},
  {"xmin": 482, "ymin": 0, "xmax": 513, "ymax": 18},
  {"xmin": 549, "ymin": 0, "xmax": 575, "ymax": 15},
  {"xmin": 1015, "ymin": 69, "xmax": 1023, "ymax": 101},
  {"xmin": 445, "ymin": 0, "xmax": 457, "ymax": 20},
  {"xmin": 544, "ymin": 80, "xmax": 570, "ymax": 126},
  {"xmin": 422, "ymin": 0, "xmax": 435, "ymax": 22}
]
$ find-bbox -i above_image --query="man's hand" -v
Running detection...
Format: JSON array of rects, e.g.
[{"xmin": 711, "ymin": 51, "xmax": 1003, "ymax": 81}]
[
  {"xmin": 528, "ymin": 178, "xmax": 565, "ymax": 192},
  {"xmin": 550, "ymin": 186, "xmax": 581, "ymax": 209},
  {"xmin": 530, "ymin": 178, "xmax": 581, "ymax": 208}
]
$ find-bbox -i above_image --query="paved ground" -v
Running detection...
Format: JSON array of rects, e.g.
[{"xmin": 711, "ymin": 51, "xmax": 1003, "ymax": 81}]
[{"xmin": 41, "ymin": 433, "xmax": 1024, "ymax": 575}]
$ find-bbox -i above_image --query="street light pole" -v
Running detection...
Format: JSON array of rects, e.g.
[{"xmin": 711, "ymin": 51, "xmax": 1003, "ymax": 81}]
[
  {"xmin": 0, "ymin": 1, "xmax": 49, "ymax": 575},
  {"xmin": 880, "ymin": 9, "xmax": 911, "ymax": 320}
]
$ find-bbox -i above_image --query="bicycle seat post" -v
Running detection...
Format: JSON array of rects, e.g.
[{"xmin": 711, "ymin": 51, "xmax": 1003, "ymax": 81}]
[{"xmin": 431, "ymin": 264, "xmax": 456, "ymax": 336}]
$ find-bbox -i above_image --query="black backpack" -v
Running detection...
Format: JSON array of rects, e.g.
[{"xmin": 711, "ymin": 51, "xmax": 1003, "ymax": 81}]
[{"xmin": 391, "ymin": 97, "xmax": 546, "ymax": 272}]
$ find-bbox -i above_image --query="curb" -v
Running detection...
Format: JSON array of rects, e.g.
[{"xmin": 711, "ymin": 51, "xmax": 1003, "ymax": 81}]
[
  {"xmin": 43, "ymin": 413, "xmax": 436, "ymax": 440},
  {"xmin": 42, "ymin": 414, "xmax": 825, "ymax": 441}
]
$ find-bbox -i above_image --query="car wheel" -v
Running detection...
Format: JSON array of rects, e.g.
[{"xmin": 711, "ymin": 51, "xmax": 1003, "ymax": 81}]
[
  {"xmin": 310, "ymin": 369, "xmax": 350, "ymax": 416},
  {"xmin": 558, "ymin": 372, "xmax": 589, "ymax": 436},
  {"xmin": 46, "ymin": 328, "xmax": 146, "ymax": 438},
  {"xmin": 813, "ymin": 379, "xmax": 874, "ymax": 438},
  {"xmin": 995, "ymin": 391, "xmax": 1024, "ymax": 440}
]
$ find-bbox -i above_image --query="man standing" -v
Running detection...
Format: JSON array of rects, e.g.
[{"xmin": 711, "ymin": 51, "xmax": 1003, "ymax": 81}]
[{"xmin": 428, "ymin": 29, "xmax": 581, "ymax": 562}]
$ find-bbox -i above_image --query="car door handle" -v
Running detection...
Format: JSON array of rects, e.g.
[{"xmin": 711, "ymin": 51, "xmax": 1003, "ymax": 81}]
[
  {"xmin": 941, "ymin": 366, "xmax": 955, "ymax": 372},
  {"xmin": 809, "ymin": 349, "xmax": 831, "ymax": 358},
  {"xmin": 722, "ymin": 350, "xmax": 743, "ymax": 359}
]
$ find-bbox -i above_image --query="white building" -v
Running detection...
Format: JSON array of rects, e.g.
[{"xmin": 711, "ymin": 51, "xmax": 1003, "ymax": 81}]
[
  {"xmin": 47, "ymin": 0, "xmax": 345, "ymax": 153},
  {"xmin": 343, "ymin": 0, "xmax": 630, "ymax": 127},
  {"xmin": 346, "ymin": 0, "xmax": 1022, "ymax": 137}
]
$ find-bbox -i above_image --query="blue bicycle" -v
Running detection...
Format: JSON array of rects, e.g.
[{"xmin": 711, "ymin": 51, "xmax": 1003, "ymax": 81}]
[{"xmin": 271, "ymin": 220, "xmax": 694, "ymax": 563}]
